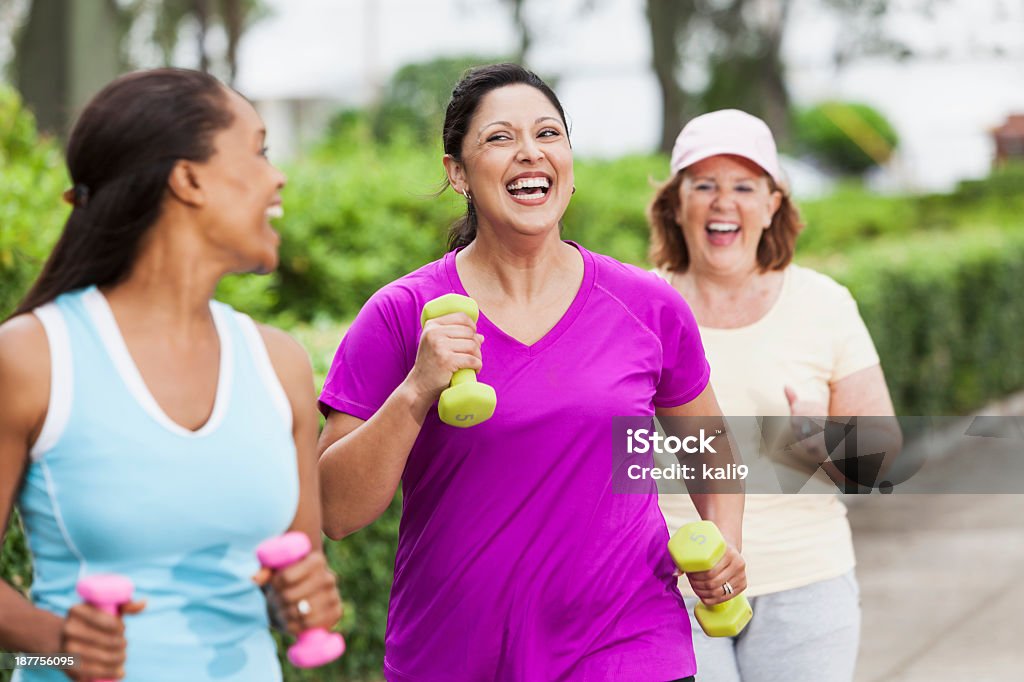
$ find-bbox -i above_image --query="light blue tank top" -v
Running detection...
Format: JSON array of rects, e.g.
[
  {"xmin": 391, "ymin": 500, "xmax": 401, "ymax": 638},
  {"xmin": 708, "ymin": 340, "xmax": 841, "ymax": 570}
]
[{"xmin": 15, "ymin": 286, "xmax": 298, "ymax": 681}]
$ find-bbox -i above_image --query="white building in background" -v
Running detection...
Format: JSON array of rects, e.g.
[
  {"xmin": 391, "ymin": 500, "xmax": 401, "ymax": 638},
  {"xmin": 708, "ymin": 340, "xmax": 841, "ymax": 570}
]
[{"xmin": 235, "ymin": 0, "xmax": 1024, "ymax": 195}]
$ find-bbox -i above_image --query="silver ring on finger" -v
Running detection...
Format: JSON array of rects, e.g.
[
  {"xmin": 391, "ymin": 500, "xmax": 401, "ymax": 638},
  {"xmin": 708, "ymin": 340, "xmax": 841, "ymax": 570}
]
[
  {"xmin": 722, "ymin": 581, "xmax": 734, "ymax": 596},
  {"xmin": 297, "ymin": 598, "xmax": 311, "ymax": 616}
]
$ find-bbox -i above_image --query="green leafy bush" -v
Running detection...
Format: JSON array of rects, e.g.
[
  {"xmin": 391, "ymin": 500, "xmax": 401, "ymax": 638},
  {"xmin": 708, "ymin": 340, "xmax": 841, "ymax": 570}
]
[
  {"xmin": 0, "ymin": 86, "xmax": 67, "ymax": 317},
  {"xmin": 563, "ymin": 154, "xmax": 667, "ymax": 265},
  {"xmin": 816, "ymin": 228, "xmax": 1024, "ymax": 414},
  {"xmin": 797, "ymin": 183, "xmax": 920, "ymax": 252},
  {"xmin": 264, "ymin": 141, "xmax": 455, "ymax": 322},
  {"xmin": 795, "ymin": 101, "xmax": 899, "ymax": 175},
  {"xmin": 220, "ymin": 147, "xmax": 668, "ymax": 323}
]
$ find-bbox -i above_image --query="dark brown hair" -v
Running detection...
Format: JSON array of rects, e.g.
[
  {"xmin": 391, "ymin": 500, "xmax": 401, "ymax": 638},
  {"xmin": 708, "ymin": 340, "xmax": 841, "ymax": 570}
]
[
  {"xmin": 442, "ymin": 63, "xmax": 569, "ymax": 250},
  {"xmin": 647, "ymin": 170, "xmax": 804, "ymax": 272},
  {"xmin": 12, "ymin": 68, "xmax": 234, "ymax": 317}
]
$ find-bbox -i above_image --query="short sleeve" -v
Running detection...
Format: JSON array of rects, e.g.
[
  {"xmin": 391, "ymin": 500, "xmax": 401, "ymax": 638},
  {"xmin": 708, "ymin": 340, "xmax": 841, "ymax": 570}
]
[
  {"xmin": 318, "ymin": 290, "xmax": 414, "ymax": 420},
  {"xmin": 652, "ymin": 285, "xmax": 711, "ymax": 408},
  {"xmin": 831, "ymin": 286, "xmax": 880, "ymax": 382}
]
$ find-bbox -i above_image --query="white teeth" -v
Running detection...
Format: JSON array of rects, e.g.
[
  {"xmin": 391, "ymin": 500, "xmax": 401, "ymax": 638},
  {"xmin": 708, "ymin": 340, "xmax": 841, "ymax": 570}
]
[
  {"xmin": 707, "ymin": 222, "xmax": 739, "ymax": 232},
  {"xmin": 266, "ymin": 205, "xmax": 284, "ymax": 219},
  {"xmin": 505, "ymin": 177, "xmax": 551, "ymax": 192}
]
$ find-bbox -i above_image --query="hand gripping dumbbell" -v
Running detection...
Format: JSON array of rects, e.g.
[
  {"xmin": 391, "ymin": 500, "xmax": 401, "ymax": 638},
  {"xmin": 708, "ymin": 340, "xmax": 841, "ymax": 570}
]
[
  {"xmin": 76, "ymin": 574, "xmax": 135, "ymax": 682},
  {"xmin": 668, "ymin": 520, "xmax": 753, "ymax": 637},
  {"xmin": 256, "ymin": 532, "xmax": 345, "ymax": 668},
  {"xmin": 420, "ymin": 293, "xmax": 497, "ymax": 427}
]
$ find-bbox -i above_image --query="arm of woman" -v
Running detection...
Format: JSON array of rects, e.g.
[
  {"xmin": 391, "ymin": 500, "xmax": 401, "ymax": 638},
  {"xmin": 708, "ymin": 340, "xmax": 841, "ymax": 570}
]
[
  {"xmin": 0, "ymin": 316, "xmax": 63, "ymax": 655},
  {"xmin": 657, "ymin": 384, "xmax": 747, "ymax": 604},
  {"xmin": 256, "ymin": 325, "xmax": 343, "ymax": 637},
  {"xmin": 786, "ymin": 364, "xmax": 902, "ymax": 487},
  {"xmin": 317, "ymin": 312, "xmax": 482, "ymax": 539},
  {"xmin": 0, "ymin": 315, "xmax": 142, "ymax": 681},
  {"xmin": 829, "ymin": 364, "xmax": 902, "ymax": 483}
]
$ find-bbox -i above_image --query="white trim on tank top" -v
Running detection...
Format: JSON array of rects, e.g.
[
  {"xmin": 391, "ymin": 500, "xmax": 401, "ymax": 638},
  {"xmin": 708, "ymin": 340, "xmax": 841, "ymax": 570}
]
[
  {"xmin": 29, "ymin": 303, "xmax": 73, "ymax": 461},
  {"xmin": 234, "ymin": 312, "xmax": 293, "ymax": 430},
  {"xmin": 81, "ymin": 287, "xmax": 234, "ymax": 438}
]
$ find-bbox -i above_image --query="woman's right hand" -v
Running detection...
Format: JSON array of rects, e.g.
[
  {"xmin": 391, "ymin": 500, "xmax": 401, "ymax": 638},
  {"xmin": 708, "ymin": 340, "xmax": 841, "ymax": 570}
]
[
  {"xmin": 61, "ymin": 600, "xmax": 145, "ymax": 681},
  {"xmin": 684, "ymin": 543, "xmax": 748, "ymax": 607},
  {"xmin": 405, "ymin": 311, "xmax": 484, "ymax": 402}
]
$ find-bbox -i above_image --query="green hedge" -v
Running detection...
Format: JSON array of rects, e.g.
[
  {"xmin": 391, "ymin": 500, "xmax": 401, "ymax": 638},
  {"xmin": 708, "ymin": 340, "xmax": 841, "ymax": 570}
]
[{"xmin": 821, "ymin": 227, "xmax": 1024, "ymax": 415}]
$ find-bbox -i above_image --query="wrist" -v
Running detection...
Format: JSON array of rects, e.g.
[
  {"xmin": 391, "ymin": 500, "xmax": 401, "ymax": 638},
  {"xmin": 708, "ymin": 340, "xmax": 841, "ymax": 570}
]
[
  {"xmin": 397, "ymin": 376, "xmax": 436, "ymax": 419},
  {"xmin": 3, "ymin": 605, "xmax": 64, "ymax": 655}
]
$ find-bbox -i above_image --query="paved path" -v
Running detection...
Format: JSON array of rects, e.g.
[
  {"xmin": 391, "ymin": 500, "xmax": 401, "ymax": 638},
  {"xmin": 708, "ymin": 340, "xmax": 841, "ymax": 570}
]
[
  {"xmin": 849, "ymin": 395, "xmax": 1024, "ymax": 681},
  {"xmin": 850, "ymin": 493, "xmax": 1024, "ymax": 681}
]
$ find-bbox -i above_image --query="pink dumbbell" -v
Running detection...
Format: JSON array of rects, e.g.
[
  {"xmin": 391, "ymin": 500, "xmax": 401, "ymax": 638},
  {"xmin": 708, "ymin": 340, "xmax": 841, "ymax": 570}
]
[
  {"xmin": 76, "ymin": 574, "xmax": 134, "ymax": 682},
  {"xmin": 256, "ymin": 531, "xmax": 345, "ymax": 668}
]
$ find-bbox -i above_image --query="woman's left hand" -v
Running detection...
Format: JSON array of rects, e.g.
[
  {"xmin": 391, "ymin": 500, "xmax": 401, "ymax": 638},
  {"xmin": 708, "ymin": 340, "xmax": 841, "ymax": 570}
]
[
  {"xmin": 684, "ymin": 543, "xmax": 747, "ymax": 606},
  {"xmin": 255, "ymin": 550, "xmax": 343, "ymax": 636}
]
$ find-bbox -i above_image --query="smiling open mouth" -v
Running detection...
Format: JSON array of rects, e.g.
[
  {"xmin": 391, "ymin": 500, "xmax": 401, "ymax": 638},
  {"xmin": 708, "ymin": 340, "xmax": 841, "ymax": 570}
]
[{"xmin": 505, "ymin": 176, "xmax": 550, "ymax": 199}]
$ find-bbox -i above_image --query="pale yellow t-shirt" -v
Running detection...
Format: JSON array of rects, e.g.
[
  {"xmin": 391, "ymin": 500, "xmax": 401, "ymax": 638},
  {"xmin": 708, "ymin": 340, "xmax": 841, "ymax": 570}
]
[{"xmin": 656, "ymin": 264, "xmax": 881, "ymax": 596}]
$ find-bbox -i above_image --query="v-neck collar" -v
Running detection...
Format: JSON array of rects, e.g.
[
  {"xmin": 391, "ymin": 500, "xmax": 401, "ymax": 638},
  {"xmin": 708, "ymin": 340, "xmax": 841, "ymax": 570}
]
[
  {"xmin": 82, "ymin": 286, "xmax": 233, "ymax": 438},
  {"xmin": 444, "ymin": 241, "xmax": 595, "ymax": 357}
]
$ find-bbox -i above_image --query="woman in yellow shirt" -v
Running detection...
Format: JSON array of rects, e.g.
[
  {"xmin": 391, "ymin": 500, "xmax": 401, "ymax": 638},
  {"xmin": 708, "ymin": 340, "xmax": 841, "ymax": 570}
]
[{"xmin": 649, "ymin": 109, "xmax": 898, "ymax": 682}]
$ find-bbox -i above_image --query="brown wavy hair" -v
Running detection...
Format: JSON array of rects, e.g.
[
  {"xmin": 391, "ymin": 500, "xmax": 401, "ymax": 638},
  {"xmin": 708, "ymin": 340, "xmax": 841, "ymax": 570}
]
[{"xmin": 647, "ymin": 170, "xmax": 804, "ymax": 272}]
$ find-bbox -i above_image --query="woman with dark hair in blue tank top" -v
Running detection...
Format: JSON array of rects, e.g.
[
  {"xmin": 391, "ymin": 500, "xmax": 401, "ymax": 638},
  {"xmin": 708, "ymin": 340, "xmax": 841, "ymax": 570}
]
[{"xmin": 0, "ymin": 69, "xmax": 342, "ymax": 681}]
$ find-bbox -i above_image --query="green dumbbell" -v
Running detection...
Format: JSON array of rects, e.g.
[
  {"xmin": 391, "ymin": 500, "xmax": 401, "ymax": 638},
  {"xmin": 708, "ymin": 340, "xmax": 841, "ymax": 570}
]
[
  {"xmin": 420, "ymin": 294, "xmax": 497, "ymax": 427},
  {"xmin": 668, "ymin": 520, "xmax": 752, "ymax": 637}
]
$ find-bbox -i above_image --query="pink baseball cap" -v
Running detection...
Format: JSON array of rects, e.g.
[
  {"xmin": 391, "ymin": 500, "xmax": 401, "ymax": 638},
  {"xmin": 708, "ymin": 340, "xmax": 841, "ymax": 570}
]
[{"xmin": 670, "ymin": 109, "xmax": 784, "ymax": 186}]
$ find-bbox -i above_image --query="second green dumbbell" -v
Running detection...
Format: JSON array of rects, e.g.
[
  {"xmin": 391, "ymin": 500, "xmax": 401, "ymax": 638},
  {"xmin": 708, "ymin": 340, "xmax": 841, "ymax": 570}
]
[
  {"xmin": 668, "ymin": 520, "xmax": 753, "ymax": 637},
  {"xmin": 421, "ymin": 294, "xmax": 497, "ymax": 427}
]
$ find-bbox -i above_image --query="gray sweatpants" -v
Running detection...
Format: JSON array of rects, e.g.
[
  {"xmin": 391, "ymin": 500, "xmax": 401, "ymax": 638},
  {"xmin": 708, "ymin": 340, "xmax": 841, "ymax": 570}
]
[{"xmin": 684, "ymin": 570, "xmax": 861, "ymax": 682}]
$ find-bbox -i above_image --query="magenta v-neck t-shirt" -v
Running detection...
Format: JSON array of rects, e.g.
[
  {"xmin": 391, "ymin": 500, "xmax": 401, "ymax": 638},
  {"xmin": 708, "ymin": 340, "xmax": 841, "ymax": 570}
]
[{"xmin": 320, "ymin": 243, "xmax": 710, "ymax": 681}]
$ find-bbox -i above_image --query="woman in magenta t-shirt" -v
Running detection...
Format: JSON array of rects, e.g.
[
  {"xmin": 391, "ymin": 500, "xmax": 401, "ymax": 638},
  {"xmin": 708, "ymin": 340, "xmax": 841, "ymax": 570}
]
[{"xmin": 317, "ymin": 64, "xmax": 746, "ymax": 681}]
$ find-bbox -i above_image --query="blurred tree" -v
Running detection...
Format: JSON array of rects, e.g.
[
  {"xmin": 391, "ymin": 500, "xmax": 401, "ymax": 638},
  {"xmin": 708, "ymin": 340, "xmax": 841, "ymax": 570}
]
[
  {"xmin": 645, "ymin": 0, "xmax": 699, "ymax": 154},
  {"xmin": 823, "ymin": 0, "xmax": 909, "ymax": 69},
  {"xmin": 501, "ymin": 0, "xmax": 531, "ymax": 65},
  {"xmin": 701, "ymin": 0, "xmax": 794, "ymax": 146},
  {"xmin": 11, "ymin": 0, "xmax": 266, "ymax": 136},
  {"xmin": 14, "ymin": 0, "xmax": 120, "ymax": 135},
  {"xmin": 642, "ymin": 0, "xmax": 952, "ymax": 154},
  {"xmin": 352, "ymin": 54, "xmax": 508, "ymax": 146},
  {"xmin": 132, "ymin": 0, "xmax": 267, "ymax": 84},
  {"xmin": 495, "ymin": 0, "xmax": 603, "ymax": 68},
  {"xmin": 644, "ymin": 0, "xmax": 792, "ymax": 152}
]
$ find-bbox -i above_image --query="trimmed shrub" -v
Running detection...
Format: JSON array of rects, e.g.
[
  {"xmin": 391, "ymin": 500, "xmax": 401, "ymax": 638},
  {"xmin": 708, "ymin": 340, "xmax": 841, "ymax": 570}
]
[
  {"xmin": 795, "ymin": 101, "xmax": 899, "ymax": 175},
  {"xmin": 817, "ymin": 228, "xmax": 1024, "ymax": 415}
]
